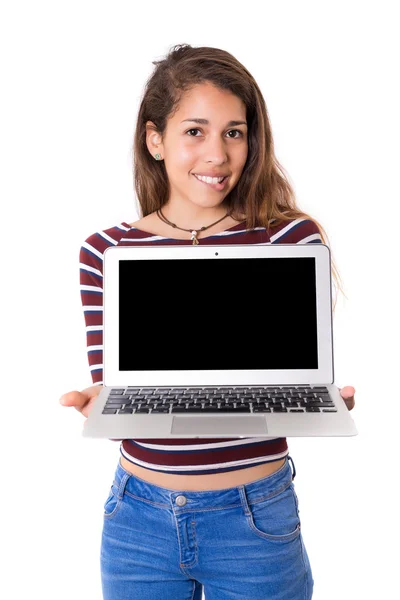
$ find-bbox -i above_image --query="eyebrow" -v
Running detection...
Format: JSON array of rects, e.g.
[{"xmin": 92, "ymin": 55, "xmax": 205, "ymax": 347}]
[{"xmin": 181, "ymin": 118, "xmax": 247, "ymax": 127}]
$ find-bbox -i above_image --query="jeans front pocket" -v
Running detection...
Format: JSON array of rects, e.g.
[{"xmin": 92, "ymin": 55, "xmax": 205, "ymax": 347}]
[
  {"xmin": 103, "ymin": 481, "xmax": 123, "ymax": 520},
  {"xmin": 245, "ymin": 482, "xmax": 301, "ymax": 542}
]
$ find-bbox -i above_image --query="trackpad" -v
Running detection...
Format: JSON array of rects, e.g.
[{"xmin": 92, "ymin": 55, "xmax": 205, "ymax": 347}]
[{"xmin": 171, "ymin": 416, "xmax": 268, "ymax": 435}]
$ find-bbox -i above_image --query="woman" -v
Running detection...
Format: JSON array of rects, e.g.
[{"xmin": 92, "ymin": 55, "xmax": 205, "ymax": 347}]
[{"xmin": 60, "ymin": 44, "xmax": 356, "ymax": 599}]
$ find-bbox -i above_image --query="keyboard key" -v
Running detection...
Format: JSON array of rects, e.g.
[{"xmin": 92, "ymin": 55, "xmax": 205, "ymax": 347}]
[{"xmin": 307, "ymin": 400, "xmax": 334, "ymax": 407}]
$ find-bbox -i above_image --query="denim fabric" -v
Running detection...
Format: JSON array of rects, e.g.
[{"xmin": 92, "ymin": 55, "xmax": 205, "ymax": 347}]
[{"xmin": 101, "ymin": 455, "xmax": 314, "ymax": 599}]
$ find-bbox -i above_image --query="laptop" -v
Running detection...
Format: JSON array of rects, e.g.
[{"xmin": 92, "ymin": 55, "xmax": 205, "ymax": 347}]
[{"xmin": 83, "ymin": 243, "xmax": 358, "ymax": 439}]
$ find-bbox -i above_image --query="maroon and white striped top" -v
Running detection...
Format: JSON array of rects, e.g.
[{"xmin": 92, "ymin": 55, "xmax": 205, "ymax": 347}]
[{"xmin": 79, "ymin": 217, "xmax": 323, "ymax": 474}]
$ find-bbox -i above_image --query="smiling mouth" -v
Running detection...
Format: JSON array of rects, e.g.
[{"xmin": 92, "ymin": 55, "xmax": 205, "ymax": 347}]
[{"xmin": 192, "ymin": 174, "xmax": 229, "ymax": 190}]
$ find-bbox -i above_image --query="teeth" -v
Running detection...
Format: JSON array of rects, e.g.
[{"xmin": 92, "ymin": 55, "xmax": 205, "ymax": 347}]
[{"xmin": 195, "ymin": 174, "xmax": 225, "ymax": 184}]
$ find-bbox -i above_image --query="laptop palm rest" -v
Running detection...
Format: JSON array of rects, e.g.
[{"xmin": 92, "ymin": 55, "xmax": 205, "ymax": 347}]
[{"xmin": 171, "ymin": 416, "xmax": 268, "ymax": 435}]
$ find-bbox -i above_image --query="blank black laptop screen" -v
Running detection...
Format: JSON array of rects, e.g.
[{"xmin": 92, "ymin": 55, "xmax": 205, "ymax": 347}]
[{"xmin": 119, "ymin": 257, "xmax": 318, "ymax": 371}]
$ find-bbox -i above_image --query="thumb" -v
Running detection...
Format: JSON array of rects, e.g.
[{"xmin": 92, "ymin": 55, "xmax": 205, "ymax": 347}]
[{"xmin": 59, "ymin": 391, "xmax": 88, "ymax": 409}]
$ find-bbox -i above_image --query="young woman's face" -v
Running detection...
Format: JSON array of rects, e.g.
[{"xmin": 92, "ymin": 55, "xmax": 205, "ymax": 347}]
[{"xmin": 148, "ymin": 82, "xmax": 248, "ymax": 210}]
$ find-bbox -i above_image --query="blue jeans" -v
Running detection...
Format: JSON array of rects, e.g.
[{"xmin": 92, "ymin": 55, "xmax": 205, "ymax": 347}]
[{"xmin": 101, "ymin": 455, "xmax": 314, "ymax": 599}]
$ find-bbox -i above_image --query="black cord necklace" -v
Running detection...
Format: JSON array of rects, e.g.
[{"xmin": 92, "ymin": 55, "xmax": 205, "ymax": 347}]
[{"xmin": 156, "ymin": 207, "xmax": 232, "ymax": 245}]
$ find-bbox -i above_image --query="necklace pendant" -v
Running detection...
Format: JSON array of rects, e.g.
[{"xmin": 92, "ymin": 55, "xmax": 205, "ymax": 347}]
[{"xmin": 191, "ymin": 230, "xmax": 199, "ymax": 245}]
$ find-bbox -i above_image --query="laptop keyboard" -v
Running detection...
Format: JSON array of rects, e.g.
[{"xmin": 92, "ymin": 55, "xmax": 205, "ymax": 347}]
[{"xmin": 102, "ymin": 386, "xmax": 337, "ymax": 415}]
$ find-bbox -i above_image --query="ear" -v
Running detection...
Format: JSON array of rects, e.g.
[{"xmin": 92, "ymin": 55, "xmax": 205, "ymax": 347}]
[{"xmin": 145, "ymin": 121, "xmax": 164, "ymax": 159}]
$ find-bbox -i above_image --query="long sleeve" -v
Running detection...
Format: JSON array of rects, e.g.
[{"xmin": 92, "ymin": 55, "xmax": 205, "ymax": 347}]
[
  {"xmin": 79, "ymin": 233, "xmax": 105, "ymax": 386},
  {"xmin": 78, "ymin": 225, "xmax": 129, "ymax": 443}
]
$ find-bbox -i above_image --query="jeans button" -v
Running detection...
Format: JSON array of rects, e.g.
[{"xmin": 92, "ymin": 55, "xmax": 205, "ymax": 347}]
[{"xmin": 175, "ymin": 495, "xmax": 187, "ymax": 507}]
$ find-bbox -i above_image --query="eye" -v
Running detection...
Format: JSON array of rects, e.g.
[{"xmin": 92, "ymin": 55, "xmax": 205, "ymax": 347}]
[
  {"xmin": 226, "ymin": 129, "xmax": 243, "ymax": 138},
  {"xmin": 185, "ymin": 128, "xmax": 243, "ymax": 138},
  {"xmin": 186, "ymin": 128, "xmax": 201, "ymax": 137}
]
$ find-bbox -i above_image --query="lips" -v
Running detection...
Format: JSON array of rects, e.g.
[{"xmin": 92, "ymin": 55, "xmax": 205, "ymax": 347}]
[
  {"xmin": 193, "ymin": 174, "xmax": 229, "ymax": 179},
  {"xmin": 192, "ymin": 174, "xmax": 229, "ymax": 191}
]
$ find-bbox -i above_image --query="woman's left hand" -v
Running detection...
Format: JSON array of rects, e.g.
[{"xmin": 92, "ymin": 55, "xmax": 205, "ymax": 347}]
[{"xmin": 339, "ymin": 386, "xmax": 356, "ymax": 411}]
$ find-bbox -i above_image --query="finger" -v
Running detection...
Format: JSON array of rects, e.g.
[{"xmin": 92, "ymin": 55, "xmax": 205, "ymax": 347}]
[
  {"xmin": 338, "ymin": 386, "xmax": 356, "ymax": 411},
  {"xmin": 339, "ymin": 385, "xmax": 356, "ymax": 398},
  {"xmin": 344, "ymin": 397, "xmax": 355, "ymax": 410},
  {"xmin": 59, "ymin": 391, "xmax": 89, "ymax": 409}
]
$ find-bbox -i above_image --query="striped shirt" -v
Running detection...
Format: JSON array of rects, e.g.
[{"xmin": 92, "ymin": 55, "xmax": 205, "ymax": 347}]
[{"xmin": 79, "ymin": 217, "xmax": 323, "ymax": 474}]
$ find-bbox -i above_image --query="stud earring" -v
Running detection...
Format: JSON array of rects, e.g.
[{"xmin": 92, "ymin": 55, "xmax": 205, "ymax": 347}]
[{"xmin": 155, "ymin": 153, "xmax": 162, "ymax": 160}]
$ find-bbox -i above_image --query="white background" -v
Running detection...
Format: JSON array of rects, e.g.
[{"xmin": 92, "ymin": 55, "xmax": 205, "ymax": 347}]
[{"xmin": 1, "ymin": 1, "xmax": 399, "ymax": 599}]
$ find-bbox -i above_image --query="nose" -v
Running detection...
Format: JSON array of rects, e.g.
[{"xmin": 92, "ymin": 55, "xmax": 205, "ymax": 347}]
[{"xmin": 203, "ymin": 133, "xmax": 229, "ymax": 164}]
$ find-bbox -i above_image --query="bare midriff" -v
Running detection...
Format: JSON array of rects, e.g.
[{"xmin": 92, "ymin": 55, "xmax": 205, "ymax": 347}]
[{"xmin": 120, "ymin": 455, "xmax": 287, "ymax": 491}]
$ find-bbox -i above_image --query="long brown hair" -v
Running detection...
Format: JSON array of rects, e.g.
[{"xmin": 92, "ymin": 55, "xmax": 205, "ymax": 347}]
[{"xmin": 132, "ymin": 43, "xmax": 345, "ymax": 311}]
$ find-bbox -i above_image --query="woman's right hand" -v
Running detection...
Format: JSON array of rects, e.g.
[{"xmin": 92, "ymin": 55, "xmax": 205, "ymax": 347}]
[{"xmin": 59, "ymin": 385, "xmax": 103, "ymax": 419}]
